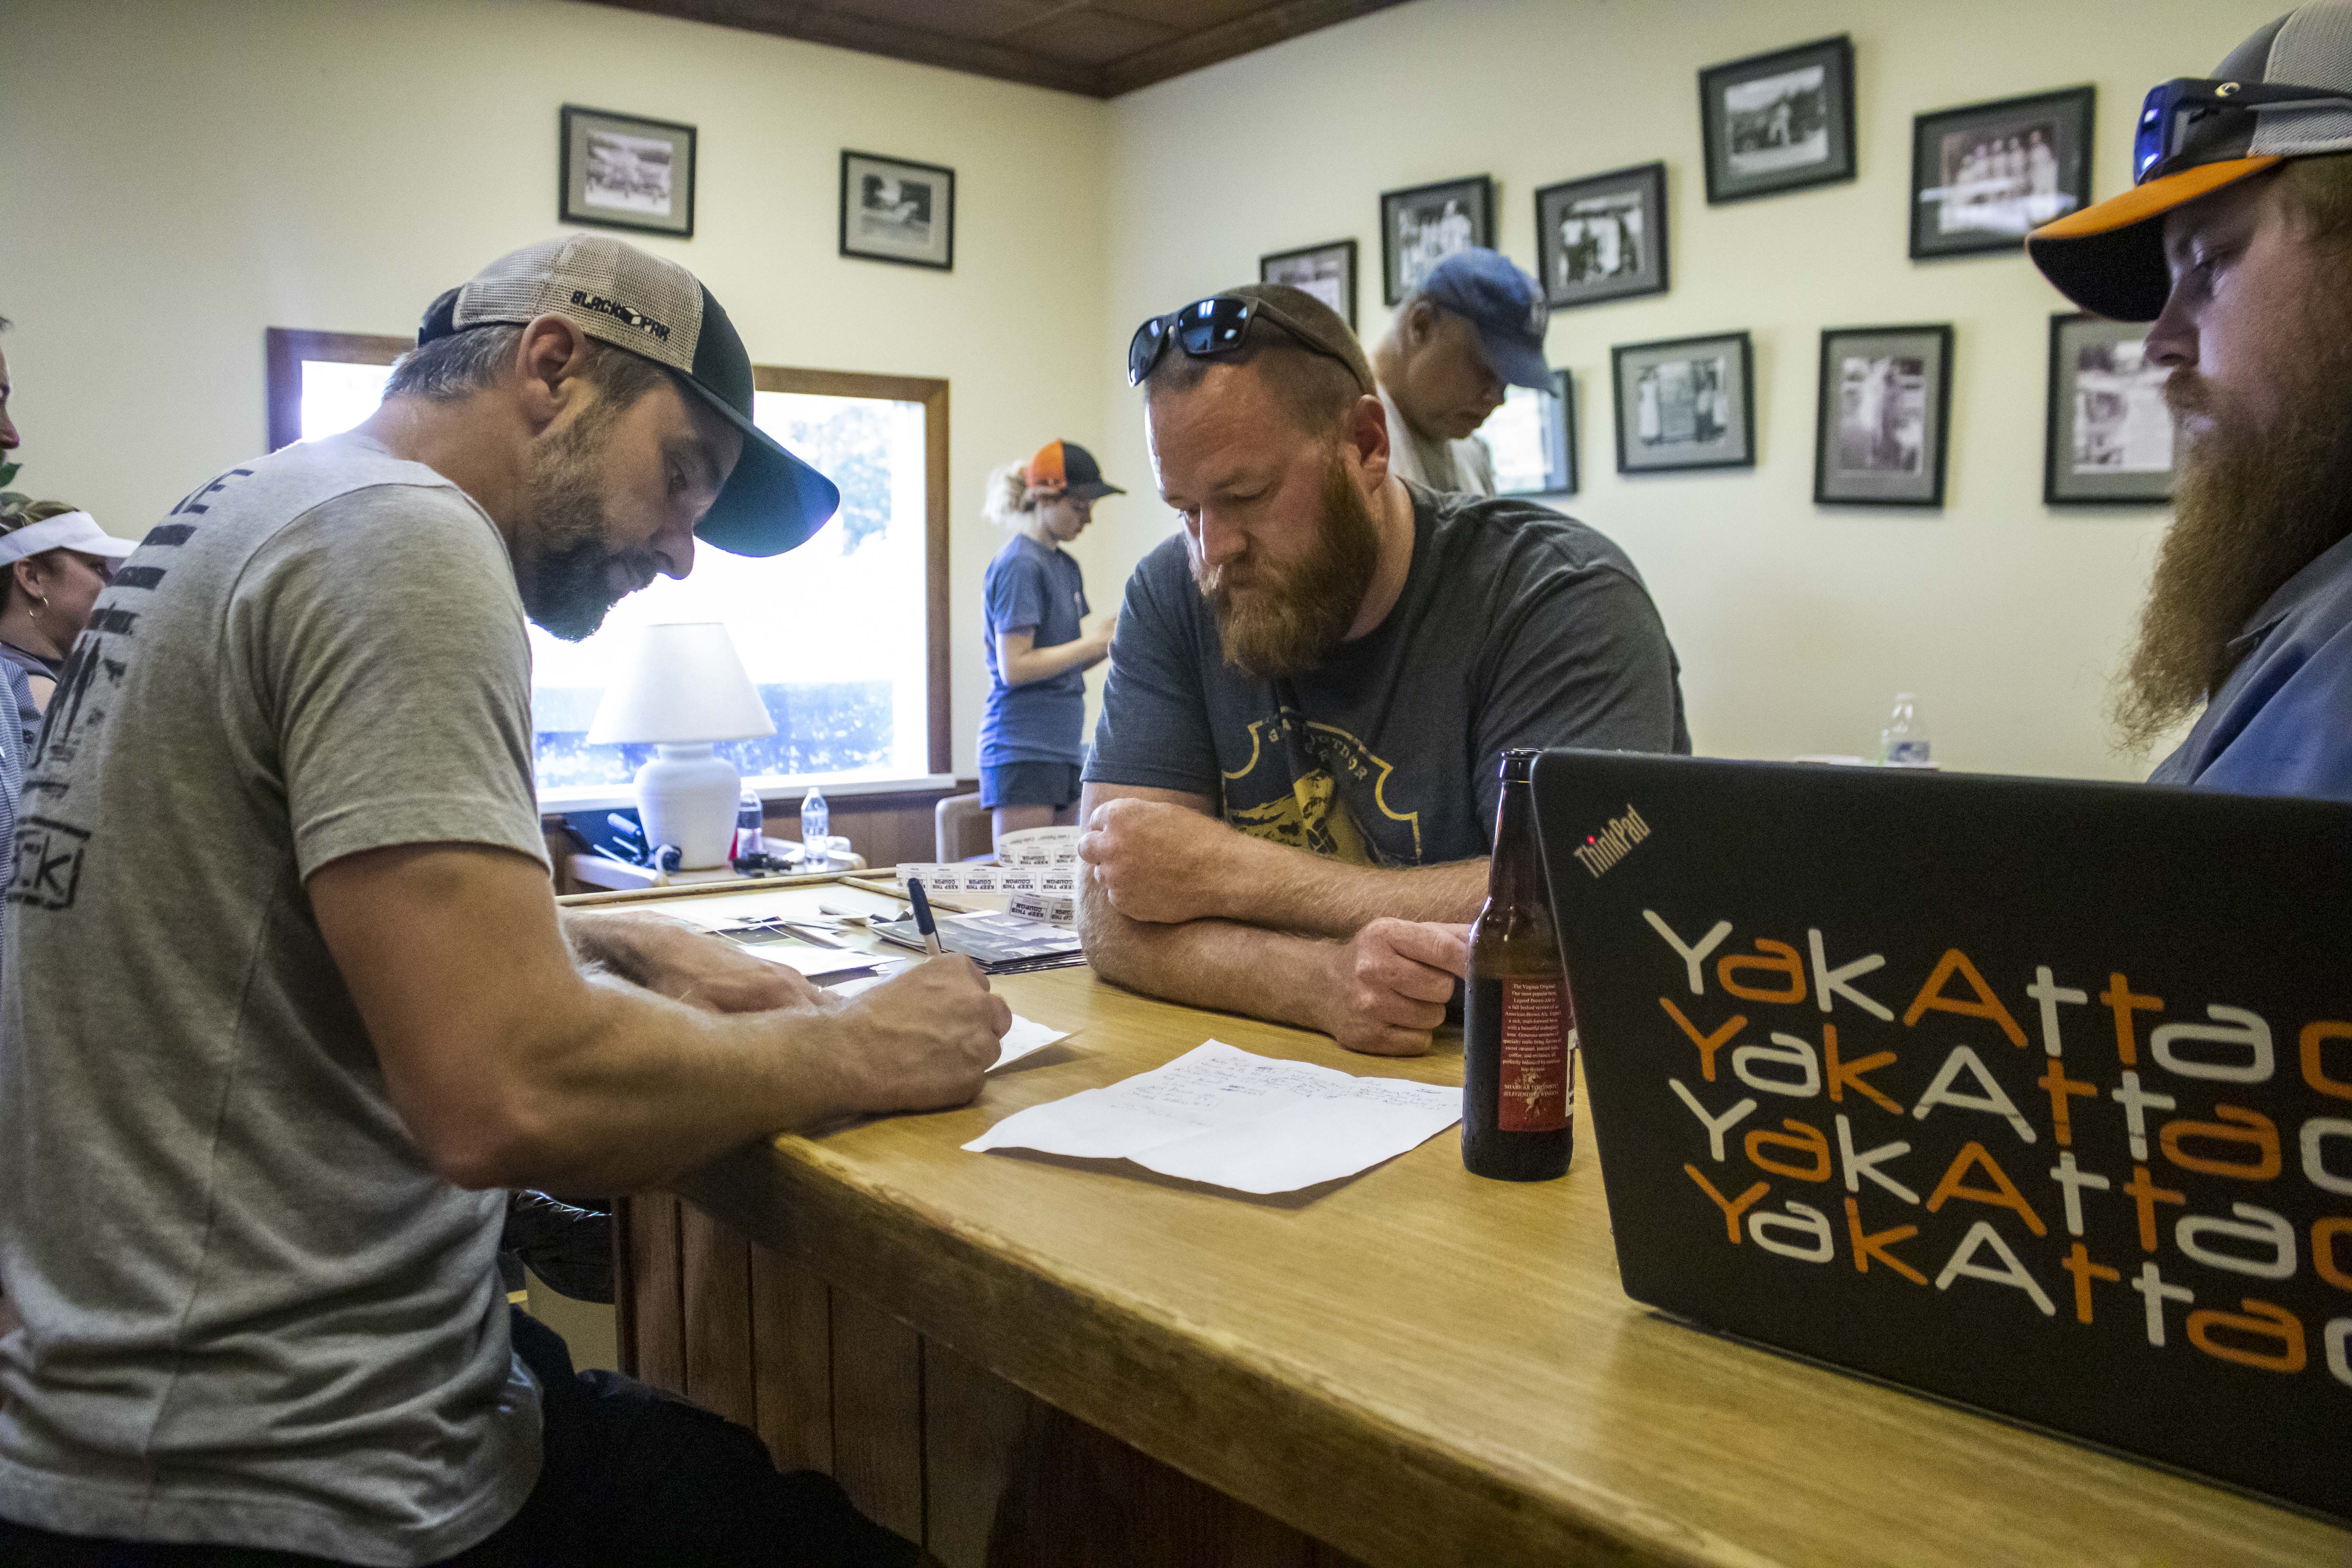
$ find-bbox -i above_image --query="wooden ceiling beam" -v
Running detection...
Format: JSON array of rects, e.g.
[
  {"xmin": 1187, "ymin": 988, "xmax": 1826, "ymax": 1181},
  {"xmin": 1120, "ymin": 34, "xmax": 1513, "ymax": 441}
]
[{"xmin": 571, "ymin": 0, "xmax": 1414, "ymax": 98}]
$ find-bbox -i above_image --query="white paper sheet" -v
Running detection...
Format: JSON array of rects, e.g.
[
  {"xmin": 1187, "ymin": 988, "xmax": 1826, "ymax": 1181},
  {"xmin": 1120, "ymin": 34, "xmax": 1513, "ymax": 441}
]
[
  {"xmin": 821, "ymin": 970, "xmax": 1068, "ymax": 1074},
  {"xmin": 961, "ymin": 1041, "xmax": 1462, "ymax": 1194},
  {"xmin": 749, "ymin": 947, "xmax": 885, "ymax": 982}
]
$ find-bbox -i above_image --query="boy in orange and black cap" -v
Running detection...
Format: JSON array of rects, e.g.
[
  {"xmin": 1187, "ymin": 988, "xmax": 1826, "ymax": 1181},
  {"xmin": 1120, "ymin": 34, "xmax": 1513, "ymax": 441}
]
[
  {"xmin": 976, "ymin": 439, "xmax": 1123, "ymax": 845},
  {"xmin": 2029, "ymin": 1, "xmax": 2352, "ymax": 800}
]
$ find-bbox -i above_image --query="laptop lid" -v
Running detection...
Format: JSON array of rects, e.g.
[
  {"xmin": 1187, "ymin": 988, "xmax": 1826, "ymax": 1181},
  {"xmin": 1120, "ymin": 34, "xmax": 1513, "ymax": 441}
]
[{"xmin": 1529, "ymin": 749, "xmax": 2352, "ymax": 1520}]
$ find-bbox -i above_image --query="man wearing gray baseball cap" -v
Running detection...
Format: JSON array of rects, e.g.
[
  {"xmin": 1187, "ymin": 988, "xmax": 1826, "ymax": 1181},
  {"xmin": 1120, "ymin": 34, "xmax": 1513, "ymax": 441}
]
[
  {"xmin": 2029, "ymin": 1, "xmax": 2352, "ymax": 800},
  {"xmin": 0, "ymin": 235, "xmax": 1001, "ymax": 1564}
]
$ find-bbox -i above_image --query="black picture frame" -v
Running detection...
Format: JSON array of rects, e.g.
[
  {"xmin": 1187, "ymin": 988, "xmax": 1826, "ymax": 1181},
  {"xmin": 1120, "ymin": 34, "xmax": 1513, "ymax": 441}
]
[
  {"xmin": 1534, "ymin": 162, "xmax": 1670, "ymax": 310},
  {"xmin": 1612, "ymin": 331, "xmax": 1756, "ymax": 474},
  {"xmin": 2045, "ymin": 312, "xmax": 2176, "ymax": 505},
  {"xmin": 840, "ymin": 149, "xmax": 956, "ymax": 272},
  {"xmin": 1699, "ymin": 36, "xmax": 1857, "ymax": 205},
  {"xmin": 1490, "ymin": 370, "xmax": 1578, "ymax": 496},
  {"xmin": 1379, "ymin": 175, "xmax": 1494, "ymax": 305},
  {"xmin": 1813, "ymin": 324, "xmax": 1954, "ymax": 507},
  {"xmin": 1910, "ymin": 86, "xmax": 2096, "ymax": 260},
  {"xmin": 560, "ymin": 105, "xmax": 696, "ymax": 238},
  {"xmin": 1259, "ymin": 239, "xmax": 1359, "ymax": 330}
]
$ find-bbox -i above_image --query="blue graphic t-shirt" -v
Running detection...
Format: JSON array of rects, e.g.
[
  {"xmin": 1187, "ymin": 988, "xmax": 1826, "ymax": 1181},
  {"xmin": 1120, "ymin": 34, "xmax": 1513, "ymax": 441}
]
[
  {"xmin": 1086, "ymin": 483, "xmax": 1690, "ymax": 866},
  {"xmin": 979, "ymin": 532, "xmax": 1089, "ymax": 767}
]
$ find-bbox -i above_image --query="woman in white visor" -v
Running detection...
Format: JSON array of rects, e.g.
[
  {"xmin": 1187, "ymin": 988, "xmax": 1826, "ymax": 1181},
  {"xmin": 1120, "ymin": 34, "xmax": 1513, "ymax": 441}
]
[{"xmin": 0, "ymin": 500, "xmax": 141, "ymax": 750}]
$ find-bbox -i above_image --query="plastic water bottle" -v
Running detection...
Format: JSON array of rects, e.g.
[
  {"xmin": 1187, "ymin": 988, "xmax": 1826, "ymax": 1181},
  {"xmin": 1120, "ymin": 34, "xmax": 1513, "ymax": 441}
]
[
  {"xmin": 733, "ymin": 788, "xmax": 764, "ymax": 860},
  {"xmin": 800, "ymin": 786, "xmax": 830, "ymax": 864},
  {"xmin": 1880, "ymin": 693, "xmax": 1931, "ymax": 767}
]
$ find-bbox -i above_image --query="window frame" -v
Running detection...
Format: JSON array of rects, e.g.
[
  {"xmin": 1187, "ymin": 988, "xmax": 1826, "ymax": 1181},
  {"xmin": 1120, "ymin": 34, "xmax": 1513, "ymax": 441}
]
[{"xmin": 262, "ymin": 331, "xmax": 954, "ymax": 795}]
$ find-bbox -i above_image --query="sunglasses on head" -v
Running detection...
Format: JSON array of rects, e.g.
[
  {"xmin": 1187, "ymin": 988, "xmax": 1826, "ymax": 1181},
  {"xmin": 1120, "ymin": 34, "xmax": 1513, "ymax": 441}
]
[
  {"xmin": 1127, "ymin": 294, "xmax": 1368, "ymax": 391},
  {"xmin": 2135, "ymin": 76, "xmax": 2352, "ymax": 182}
]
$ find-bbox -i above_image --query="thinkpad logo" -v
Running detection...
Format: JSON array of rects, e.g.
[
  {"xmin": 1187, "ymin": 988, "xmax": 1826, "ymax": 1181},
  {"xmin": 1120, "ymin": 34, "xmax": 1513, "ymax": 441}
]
[
  {"xmin": 1572, "ymin": 804, "xmax": 1650, "ymax": 878},
  {"xmin": 570, "ymin": 290, "xmax": 671, "ymax": 341}
]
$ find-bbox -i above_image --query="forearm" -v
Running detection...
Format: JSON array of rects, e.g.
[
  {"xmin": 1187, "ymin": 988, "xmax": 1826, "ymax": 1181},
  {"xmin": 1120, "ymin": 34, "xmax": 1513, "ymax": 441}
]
[
  {"xmin": 481, "ymin": 975, "xmax": 858, "ymax": 1193},
  {"xmin": 1079, "ymin": 868, "xmax": 1334, "ymax": 1031},
  {"xmin": 1220, "ymin": 839, "xmax": 1489, "ymax": 938},
  {"xmin": 1002, "ymin": 638, "xmax": 1104, "ymax": 684}
]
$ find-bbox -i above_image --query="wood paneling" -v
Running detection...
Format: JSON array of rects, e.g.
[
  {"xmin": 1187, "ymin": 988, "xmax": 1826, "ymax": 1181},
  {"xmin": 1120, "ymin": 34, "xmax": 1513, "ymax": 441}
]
[
  {"xmin": 828, "ymin": 1296, "xmax": 926, "ymax": 1541},
  {"xmin": 571, "ymin": 0, "xmax": 1416, "ymax": 98},
  {"xmin": 749, "ymin": 1243, "xmax": 835, "ymax": 1472},
  {"xmin": 679, "ymin": 1204, "xmax": 757, "ymax": 1427},
  {"xmin": 622, "ymin": 1193, "xmax": 686, "ymax": 1394},
  {"xmin": 920, "ymin": 1340, "xmax": 1035, "ymax": 1567}
]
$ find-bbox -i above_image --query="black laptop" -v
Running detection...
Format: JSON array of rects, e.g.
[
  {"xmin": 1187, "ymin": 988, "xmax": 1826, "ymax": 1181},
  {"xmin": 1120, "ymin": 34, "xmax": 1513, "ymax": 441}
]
[{"xmin": 1528, "ymin": 749, "xmax": 2352, "ymax": 1521}]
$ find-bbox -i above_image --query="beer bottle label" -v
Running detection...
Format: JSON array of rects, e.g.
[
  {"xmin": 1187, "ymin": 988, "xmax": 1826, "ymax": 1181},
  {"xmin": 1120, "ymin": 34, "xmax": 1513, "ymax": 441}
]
[{"xmin": 1497, "ymin": 979, "xmax": 1570, "ymax": 1132}]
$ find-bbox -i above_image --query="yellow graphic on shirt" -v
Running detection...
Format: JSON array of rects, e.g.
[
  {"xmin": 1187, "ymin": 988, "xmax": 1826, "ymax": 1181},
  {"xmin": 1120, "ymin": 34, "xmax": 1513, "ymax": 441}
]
[{"xmin": 1219, "ymin": 714, "xmax": 1423, "ymax": 865}]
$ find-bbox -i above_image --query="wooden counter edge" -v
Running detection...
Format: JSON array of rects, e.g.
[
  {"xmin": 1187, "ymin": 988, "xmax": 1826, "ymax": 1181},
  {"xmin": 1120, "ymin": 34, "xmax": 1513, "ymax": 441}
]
[{"xmin": 675, "ymin": 1136, "xmax": 1755, "ymax": 1568}]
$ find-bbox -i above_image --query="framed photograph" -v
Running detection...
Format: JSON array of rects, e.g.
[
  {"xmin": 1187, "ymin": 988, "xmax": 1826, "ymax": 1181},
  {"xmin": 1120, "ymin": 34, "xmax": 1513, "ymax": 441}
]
[
  {"xmin": 1699, "ymin": 35, "xmax": 1857, "ymax": 204},
  {"xmin": 1534, "ymin": 163, "xmax": 1669, "ymax": 310},
  {"xmin": 1487, "ymin": 371, "xmax": 1578, "ymax": 496},
  {"xmin": 1260, "ymin": 239, "xmax": 1359, "ymax": 330},
  {"xmin": 1613, "ymin": 332, "xmax": 1755, "ymax": 474},
  {"xmin": 1911, "ymin": 87, "xmax": 2096, "ymax": 259},
  {"xmin": 840, "ymin": 150, "xmax": 955, "ymax": 271},
  {"xmin": 1813, "ymin": 324, "xmax": 1954, "ymax": 507},
  {"xmin": 1380, "ymin": 175, "xmax": 1494, "ymax": 304},
  {"xmin": 2046, "ymin": 313, "xmax": 2175, "ymax": 505},
  {"xmin": 561, "ymin": 106, "xmax": 695, "ymax": 238}
]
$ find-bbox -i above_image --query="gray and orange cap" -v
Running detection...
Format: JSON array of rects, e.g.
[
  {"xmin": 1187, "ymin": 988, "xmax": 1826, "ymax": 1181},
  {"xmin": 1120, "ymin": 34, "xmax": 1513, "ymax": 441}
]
[
  {"xmin": 417, "ymin": 234, "xmax": 839, "ymax": 556},
  {"xmin": 2029, "ymin": 2, "xmax": 2352, "ymax": 321},
  {"xmin": 1023, "ymin": 439, "xmax": 1124, "ymax": 502}
]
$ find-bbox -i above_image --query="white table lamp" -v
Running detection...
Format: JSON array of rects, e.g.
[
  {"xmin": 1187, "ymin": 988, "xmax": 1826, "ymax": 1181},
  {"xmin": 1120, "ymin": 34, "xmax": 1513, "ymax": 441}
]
[{"xmin": 586, "ymin": 622, "xmax": 776, "ymax": 869}]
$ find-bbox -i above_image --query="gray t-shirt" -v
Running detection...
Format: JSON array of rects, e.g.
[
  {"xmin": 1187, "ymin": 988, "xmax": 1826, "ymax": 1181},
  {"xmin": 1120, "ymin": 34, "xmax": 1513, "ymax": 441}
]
[
  {"xmin": 0, "ymin": 434, "xmax": 551, "ymax": 1564},
  {"xmin": 1086, "ymin": 482, "xmax": 1689, "ymax": 864}
]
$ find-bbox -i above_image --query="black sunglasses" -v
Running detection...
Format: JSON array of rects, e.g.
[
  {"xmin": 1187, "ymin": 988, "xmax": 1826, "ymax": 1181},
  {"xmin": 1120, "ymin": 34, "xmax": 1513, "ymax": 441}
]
[
  {"xmin": 2135, "ymin": 76, "xmax": 2352, "ymax": 183},
  {"xmin": 1127, "ymin": 294, "xmax": 1368, "ymax": 390}
]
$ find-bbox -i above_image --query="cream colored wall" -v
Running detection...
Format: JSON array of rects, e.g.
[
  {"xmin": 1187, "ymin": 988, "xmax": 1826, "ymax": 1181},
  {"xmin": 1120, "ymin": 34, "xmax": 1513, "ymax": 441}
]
[
  {"xmin": 1096, "ymin": 0, "xmax": 2280, "ymax": 779},
  {"xmin": 0, "ymin": 0, "xmax": 1111, "ymax": 778}
]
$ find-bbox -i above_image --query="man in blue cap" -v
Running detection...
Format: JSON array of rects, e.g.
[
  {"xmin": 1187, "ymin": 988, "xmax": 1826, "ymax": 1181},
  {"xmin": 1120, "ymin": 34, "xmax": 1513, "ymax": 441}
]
[
  {"xmin": 2028, "ymin": 0, "xmax": 2352, "ymax": 800},
  {"xmin": 1370, "ymin": 247, "xmax": 1553, "ymax": 496},
  {"xmin": 0, "ymin": 235, "xmax": 1000, "ymax": 1564}
]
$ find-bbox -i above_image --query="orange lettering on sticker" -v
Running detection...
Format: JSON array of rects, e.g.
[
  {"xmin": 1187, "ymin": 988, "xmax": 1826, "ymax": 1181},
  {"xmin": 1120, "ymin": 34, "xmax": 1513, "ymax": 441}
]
[
  {"xmin": 2303, "ymin": 1021, "xmax": 2352, "ymax": 1102},
  {"xmin": 2187, "ymin": 1298, "xmax": 2307, "ymax": 1373},
  {"xmin": 1924, "ymin": 1141, "xmax": 2047, "ymax": 1236},
  {"xmin": 2315, "ymin": 1218, "xmax": 2352, "ymax": 1293},
  {"xmin": 2059, "ymin": 1241, "xmax": 2121, "ymax": 1325},
  {"xmin": 1902, "ymin": 950, "xmax": 2026, "ymax": 1047},
  {"xmin": 2100, "ymin": 974, "xmax": 2163, "ymax": 1067},
  {"xmin": 1745, "ymin": 1120, "xmax": 1831, "ymax": 1182},
  {"xmin": 1717, "ymin": 940, "xmax": 1807, "ymax": 1005},
  {"xmin": 1842, "ymin": 1198, "xmax": 1928, "ymax": 1285},
  {"xmin": 2159, "ymin": 1105, "xmax": 2280, "ymax": 1181},
  {"xmin": 2037, "ymin": 1062, "xmax": 2099, "ymax": 1148},
  {"xmin": 2123, "ymin": 1163, "xmax": 2187, "ymax": 1252},
  {"xmin": 1684, "ymin": 1163, "xmax": 1768, "ymax": 1243},
  {"xmin": 1659, "ymin": 997, "xmax": 1746, "ymax": 1082},
  {"xmin": 1824, "ymin": 1024, "xmax": 1903, "ymax": 1114}
]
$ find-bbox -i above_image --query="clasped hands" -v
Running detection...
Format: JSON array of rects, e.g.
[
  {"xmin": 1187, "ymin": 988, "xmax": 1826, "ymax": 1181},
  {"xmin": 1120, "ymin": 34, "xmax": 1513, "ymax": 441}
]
[{"xmin": 1080, "ymin": 797, "xmax": 1469, "ymax": 1056}]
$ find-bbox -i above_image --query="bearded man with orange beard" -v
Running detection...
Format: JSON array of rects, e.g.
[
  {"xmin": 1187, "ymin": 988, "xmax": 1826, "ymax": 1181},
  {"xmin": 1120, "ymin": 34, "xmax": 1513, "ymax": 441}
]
[
  {"xmin": 1078, "ymin": 285, "xmax": 1688, "ymax": 1056},
  {"xmin": 2029, "ymin": 1, "xmax": 2352, "ymax": 800}
]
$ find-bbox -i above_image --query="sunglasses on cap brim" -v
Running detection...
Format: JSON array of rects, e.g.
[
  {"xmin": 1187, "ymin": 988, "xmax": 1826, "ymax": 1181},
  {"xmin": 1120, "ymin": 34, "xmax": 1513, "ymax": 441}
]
[
  {"xmin": 2135, "ymin": 75, "xmax": 2352, "ymax": 182},
  {"xmin": 1127, "ymin": 295, "xmax": 1369, "ymax": 391}
]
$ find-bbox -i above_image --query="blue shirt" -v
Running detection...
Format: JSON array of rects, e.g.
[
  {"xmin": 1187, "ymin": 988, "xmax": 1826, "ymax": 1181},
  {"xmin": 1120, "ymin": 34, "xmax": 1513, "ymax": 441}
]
[
  {"xmin": 979, "ymin": 533, "xmax": 1089, "ymax": 766},
  {"xmin": 2149, "ymin": 529, "xmax": 2352, "ymax": 802}
]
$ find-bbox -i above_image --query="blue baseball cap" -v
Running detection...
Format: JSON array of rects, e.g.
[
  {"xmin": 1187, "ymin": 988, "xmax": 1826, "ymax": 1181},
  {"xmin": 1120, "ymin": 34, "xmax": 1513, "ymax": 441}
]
[{"xmin": 1417, "ymin": 248, "xmax": 1553, "ymax": 391}]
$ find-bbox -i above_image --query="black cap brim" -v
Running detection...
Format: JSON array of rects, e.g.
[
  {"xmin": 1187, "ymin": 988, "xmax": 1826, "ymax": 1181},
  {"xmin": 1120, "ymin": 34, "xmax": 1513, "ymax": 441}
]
[
  {"xmin": 680, "ymin": 378, "xmax": 842, "ymax": 558},
  {"xmin": 1066, "ymin": 480, "xmax": 1125, "ymax": 501}
]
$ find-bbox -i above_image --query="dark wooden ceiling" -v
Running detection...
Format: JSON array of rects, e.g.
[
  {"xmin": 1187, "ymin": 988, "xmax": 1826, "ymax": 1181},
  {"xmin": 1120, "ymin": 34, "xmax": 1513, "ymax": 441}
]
[{"xmin": 576, "ymin": 0, "xmax": 1414, "ymax": 98}]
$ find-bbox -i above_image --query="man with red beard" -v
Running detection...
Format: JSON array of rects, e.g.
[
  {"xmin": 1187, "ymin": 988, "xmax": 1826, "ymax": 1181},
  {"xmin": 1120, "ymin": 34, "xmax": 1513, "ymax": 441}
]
[
  {"xmin": 1081, "ymin": 286, "xmax": 1688, "ymax": 1056},
  {"xmin": 2029, "ymin": 0, "xmax": 2352, "ymax": 800}
]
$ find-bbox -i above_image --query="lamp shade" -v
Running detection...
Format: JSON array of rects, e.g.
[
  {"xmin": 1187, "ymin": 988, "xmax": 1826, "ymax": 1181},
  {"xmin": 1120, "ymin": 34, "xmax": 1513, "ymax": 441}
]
[{"xmin": 585, "ymin": 622, "xmax": 777, "ymax": 745}]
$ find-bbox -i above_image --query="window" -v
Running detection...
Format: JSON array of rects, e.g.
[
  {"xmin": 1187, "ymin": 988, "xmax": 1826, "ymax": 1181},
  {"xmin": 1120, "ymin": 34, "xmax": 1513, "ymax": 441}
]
[{"xmin": 265, "ymin": 330, "xmax": 949, "ymax": 806}]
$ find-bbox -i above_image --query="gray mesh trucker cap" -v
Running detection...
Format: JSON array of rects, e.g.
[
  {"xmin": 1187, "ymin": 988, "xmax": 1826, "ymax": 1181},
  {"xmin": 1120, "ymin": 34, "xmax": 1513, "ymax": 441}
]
[{"xmin": 417, "ymin": 235, "xmax": 839, "ymax": 556}]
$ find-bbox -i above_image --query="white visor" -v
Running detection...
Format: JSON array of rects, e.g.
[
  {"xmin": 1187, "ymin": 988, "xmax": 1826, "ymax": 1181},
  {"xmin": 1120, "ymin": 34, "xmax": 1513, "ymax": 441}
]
[{"xmin": 0, "ymin": 512, "xmax": 142, "ymax": 568}]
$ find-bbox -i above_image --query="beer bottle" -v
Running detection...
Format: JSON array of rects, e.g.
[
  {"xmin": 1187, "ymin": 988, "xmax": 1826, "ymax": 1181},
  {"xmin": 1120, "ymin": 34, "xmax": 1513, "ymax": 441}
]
[{"xmin": 1462, "ymin": 749, "xmax": 1575, "ymax": 1181}]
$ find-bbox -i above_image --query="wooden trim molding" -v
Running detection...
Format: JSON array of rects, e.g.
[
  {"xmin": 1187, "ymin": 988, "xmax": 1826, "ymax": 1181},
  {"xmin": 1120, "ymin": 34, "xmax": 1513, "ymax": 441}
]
[
  {"xmin": 263, "ymin": 328, "xmax": 410, "ymax": 452},
  {"xmin": 752, "ymin": 365, "xmax": 953, "ymax": 775}
]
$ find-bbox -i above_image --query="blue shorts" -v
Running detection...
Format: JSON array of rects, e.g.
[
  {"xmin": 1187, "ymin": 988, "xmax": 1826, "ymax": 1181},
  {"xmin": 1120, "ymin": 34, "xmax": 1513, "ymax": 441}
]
[{"xmin": 980, "ymin": 761, "xmax": 1082, "ymax": 810}]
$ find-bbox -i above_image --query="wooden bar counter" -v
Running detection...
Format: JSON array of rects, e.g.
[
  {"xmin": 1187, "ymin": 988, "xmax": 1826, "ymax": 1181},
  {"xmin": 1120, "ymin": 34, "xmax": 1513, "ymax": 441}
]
[{"xmin": 601, "ymin": 882, "xmax": 2352, "ymax": 1567}]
